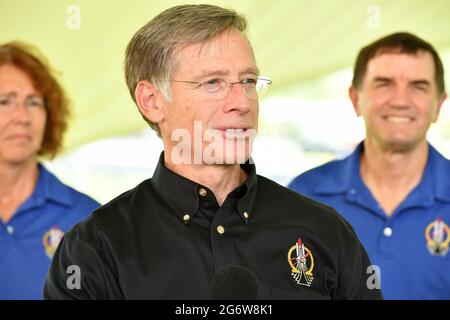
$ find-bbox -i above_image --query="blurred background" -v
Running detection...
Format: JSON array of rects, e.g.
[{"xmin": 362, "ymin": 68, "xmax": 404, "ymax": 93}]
[{"xmin": 1, "ymin": 0, "xmax": 449, "ymax": 204}]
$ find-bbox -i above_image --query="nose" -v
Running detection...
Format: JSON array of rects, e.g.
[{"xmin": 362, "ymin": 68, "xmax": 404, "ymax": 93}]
[
  {"xmin": 11, "ymin": 103, "xmax": 32, "ymax": 124},
  {"xmin": 389, "ymin": 85, "xmax": 411, "ymax": 108},
  {"xmin": 223, "ymin": 82, "xmax": 252, "ymax": 114}
]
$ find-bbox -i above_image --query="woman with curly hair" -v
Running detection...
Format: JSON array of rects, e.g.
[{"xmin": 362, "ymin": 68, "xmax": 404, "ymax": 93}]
[{"xmin": 0, "ymin": 42, "xmax": 99, "ymax": 299}]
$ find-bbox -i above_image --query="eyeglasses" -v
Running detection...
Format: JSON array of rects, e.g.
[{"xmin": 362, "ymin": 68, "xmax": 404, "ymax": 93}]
[
  {"xmin": 0, "ymin": 95, "xmax": 46, "ymax": 113},
  {"xmin": 168, "ymin": 76, "xmax": 272, "ymax": 100}
]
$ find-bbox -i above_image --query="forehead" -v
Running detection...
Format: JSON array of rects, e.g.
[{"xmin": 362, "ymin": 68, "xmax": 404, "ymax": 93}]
[
  {"xmin": 365, "ymin": 51, "xmax": 435, "ymax": 81},
  {"xmin": 173, "ymin": 29, "xmax": 257, "ymax": 77},
  {"xmin": 0, "ymin": 64, "xmax": 35, "ymax": 90}
]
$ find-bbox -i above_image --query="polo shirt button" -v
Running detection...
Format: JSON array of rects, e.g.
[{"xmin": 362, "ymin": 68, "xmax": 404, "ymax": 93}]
[
  {"xmin": 198, "ymin": 188, "xmax": 207, "ymax": 197},
  {"xmin": 243, "ymin": 211, "xmax": 249, "ymax": 219},
  {"xmin": 6, "ymin": 225, "xmax": 14, "ymax": 235},
  {"xmin": 217, "ymin": 225, "xmax": 225, "ymax": 235},
  {"xmin": 383, "ymin": 227, "xmax": 393, "ymax": 237},
  {"xmin": 183, "ymin": 214, "xmax": 191, "ymax": 222}
]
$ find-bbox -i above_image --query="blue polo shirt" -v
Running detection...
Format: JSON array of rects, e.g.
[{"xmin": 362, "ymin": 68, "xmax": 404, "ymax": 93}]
[
  {"xmin": 0, "ymin": 164, "xmax": 99, "ymax": 300},
  {"xmin": 289, "ymin": 142, "xmax": 450, "ymax": 300}
]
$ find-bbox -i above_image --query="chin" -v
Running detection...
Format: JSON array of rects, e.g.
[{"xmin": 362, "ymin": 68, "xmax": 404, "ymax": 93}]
[
  {"xmin": 200, "ymin": 142, "xmax": 252, "ymax": 165},
  {"xmin": 2, "ymin": 158, "xmax": 36, "ymax": 166},
  {"xmin": 1, "ymin": 150, "xmax": 37, "ymax": 166},
  {"xmin": 383, "ymin": 138, "xmax": 421, "ymax": 152}
]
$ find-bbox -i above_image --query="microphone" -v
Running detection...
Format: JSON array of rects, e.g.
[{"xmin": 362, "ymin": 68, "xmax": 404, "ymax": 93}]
[{"xmin": 210, "ymin": 265, "xmax": 260, "ymax": 300}]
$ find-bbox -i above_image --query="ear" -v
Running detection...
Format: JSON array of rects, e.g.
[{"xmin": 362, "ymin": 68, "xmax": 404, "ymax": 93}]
[
  {"xmin": 433, "ymin": 92, "xmax": 447, "ymax": 123},
  {"xmin": 349, "ymin": 86, "xmax": 362, "ymax": 117},
  {"xmin": 134, "ymin": 80, "xmax": 165, "ymax": 124}
]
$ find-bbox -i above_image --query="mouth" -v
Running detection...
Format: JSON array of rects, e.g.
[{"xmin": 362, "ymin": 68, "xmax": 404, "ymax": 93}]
[
  {"xmin": 224, "ymin": 128, "xmax": 247, "ymax": 133},
  {"xmin": 5, "ymin": 134, "xmax": 32, "ymax": 141},
  {"xmin": 215, "ymin": 128, "xmax": 255, "ymax": 138},
  {"xmin": 382, "ymin": 116, "xmax": 414, "ymax": 124}
]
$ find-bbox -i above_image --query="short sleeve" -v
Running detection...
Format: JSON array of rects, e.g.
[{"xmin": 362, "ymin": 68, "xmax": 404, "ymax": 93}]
[{"xmin": 334, "ymin": 215, "xmax": 383, "ymax": 300}]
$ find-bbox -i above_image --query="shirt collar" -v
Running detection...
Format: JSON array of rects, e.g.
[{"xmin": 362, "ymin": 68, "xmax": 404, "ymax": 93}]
[
  {"xmin": 17, "ymin": 163, "xmax": 74, "ymax": 214},
  {"xmin": 314, "ymin": 141, "xmax": 450, "ymax": 204},
  {"xmin": 422, "ymin": 144, "xmax": 450, "ymax": 202},
  {"xmin": 35, "ymin": 163, "xmax": 74, "ymax": 207},
  {"xmin": 314, "ymin": 142, "xmax": 364, "ymax": 195},
  {"xmin": 150, "ymin": 152, "xmax": 258, "ymax": 224}
]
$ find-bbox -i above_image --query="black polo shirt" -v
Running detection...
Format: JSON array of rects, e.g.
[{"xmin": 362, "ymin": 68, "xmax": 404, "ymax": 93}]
[{"xmin": 44, "ymin": 152, "xmax": 382, "ymax": 300}]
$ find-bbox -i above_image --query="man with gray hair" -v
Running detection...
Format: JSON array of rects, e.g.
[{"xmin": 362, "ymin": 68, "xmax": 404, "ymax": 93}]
[{"xmin": 44, "ymin": 4, "xmax": 381, "ymax": 300}]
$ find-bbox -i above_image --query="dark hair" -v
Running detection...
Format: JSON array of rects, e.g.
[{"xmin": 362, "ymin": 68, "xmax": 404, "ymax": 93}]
[
  {"xmin": 352, "ymin": 32, "xmax": 445, "ymax": 96},
  {"xmin": 0, "ymin": 42, "xmax": 70, "ymax": 159}
]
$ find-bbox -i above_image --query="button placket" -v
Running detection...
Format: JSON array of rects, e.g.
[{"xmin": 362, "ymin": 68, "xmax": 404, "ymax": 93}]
[
  {"xmin": 377, "ymin": 218, "xmax": 396, "ymax": 254},
  {"xmin": 210, "ymin": 201, "xmax": 241, "ymax": 271}
]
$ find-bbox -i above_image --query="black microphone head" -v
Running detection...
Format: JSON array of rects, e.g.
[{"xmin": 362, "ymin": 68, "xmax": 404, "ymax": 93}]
[{"xmin": 210, "ymin": 265, "xmax": 260, "ymax": 300}]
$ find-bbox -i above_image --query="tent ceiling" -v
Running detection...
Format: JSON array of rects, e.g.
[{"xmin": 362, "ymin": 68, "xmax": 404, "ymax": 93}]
[{"xmin": 1, "ymin": 0, "xmax": 449, "ymax": 150}]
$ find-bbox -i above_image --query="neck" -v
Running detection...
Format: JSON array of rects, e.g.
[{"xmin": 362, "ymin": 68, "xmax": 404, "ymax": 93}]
[
  {"xmin": 0, "ymin": 159, "xmax": 39, "ymax": 223},
  {"xmin": 164, "ymin": 154, "xmax": 246, "ymax": 206},
  {"xmin": 360, "ymin": 139, "xmax": 428, "ymax": 215}
]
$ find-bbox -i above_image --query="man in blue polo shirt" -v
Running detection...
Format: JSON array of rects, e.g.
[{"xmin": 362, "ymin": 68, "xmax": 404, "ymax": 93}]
[{"xmin": 289, "ymin": 32, "xmax": 449, "ymax": 299}]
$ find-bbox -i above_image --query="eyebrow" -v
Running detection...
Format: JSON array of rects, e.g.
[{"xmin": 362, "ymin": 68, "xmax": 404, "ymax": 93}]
[
  {"xmin": 0, "ymin": 91, "xmax": 18, "ymax": 97},
  {"xmin": 193, "ymin": 69, "xmax": 229, "ymax": 80},
  {"xmin": 372, "ymin": 77, "xmax": 392, "ymax": 83},
  {"xmin": 372, "ymin": 77, "xmax": 431, "ymax": 86},
  {"xmin": 410, "ymin": 80, "xmax": 431, "ymax": 87},
  {"xmin": 0, "ymin": 91, "xmax": 42, "ymax": 98},
  {"xmin": 240, "ymin": 67, "xmax": 260, "ymax": 76},
  {"xmin": 192, "ymin": 67, "xmax": 260, "ymax": 81}
]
